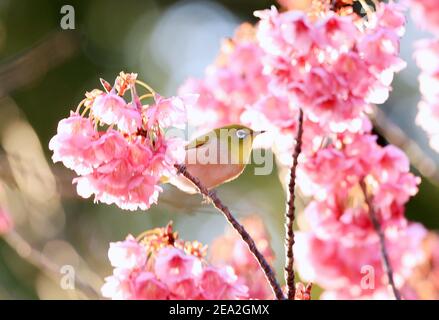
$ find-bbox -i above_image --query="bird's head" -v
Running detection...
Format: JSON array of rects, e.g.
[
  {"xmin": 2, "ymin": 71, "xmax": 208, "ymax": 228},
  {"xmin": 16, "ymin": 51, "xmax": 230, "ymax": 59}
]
[{"xmin": 213, "ymin": 125, "xmax": 265, "ymax": 164}]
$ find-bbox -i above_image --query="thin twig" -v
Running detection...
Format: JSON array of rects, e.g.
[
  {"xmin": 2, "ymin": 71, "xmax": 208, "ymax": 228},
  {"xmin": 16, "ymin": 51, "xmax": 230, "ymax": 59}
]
[
  {"xmin": 285, "ymin": 109, "xmax": 304, "ymax": 300},
  {"xmin": 175, "ymin": 164, "xmax": 285, "ymax": 300},
  {"xmin": 360, "ymin": 181, "xmax": 402, "ymax": 300}
]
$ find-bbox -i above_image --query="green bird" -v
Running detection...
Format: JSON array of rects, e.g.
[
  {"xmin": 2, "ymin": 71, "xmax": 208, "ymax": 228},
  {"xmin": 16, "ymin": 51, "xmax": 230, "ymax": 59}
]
[{"xmin": 170, "ymin": 125, "xmax": 264, "ymax": 194}]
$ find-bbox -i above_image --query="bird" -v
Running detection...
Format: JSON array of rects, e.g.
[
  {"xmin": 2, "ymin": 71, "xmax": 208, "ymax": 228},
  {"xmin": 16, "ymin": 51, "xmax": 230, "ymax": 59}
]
[{"xmin": 169, "ymin": 125, "xmax": 264, "ymax": 194}]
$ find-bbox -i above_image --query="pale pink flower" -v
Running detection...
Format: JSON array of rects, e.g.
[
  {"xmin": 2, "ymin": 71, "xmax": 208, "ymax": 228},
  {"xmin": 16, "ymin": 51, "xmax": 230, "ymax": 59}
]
[
  {"xmin": 101, "ymin": 267, "xmax": 134, "ymax": 300},
  {"xmin": 295, "ymin": 223, "xmax": 427, "ymax": 299},
  {"xmin": 102, "ymin": 224, "xmax": 248, "ymax": 300},
  {"xmin": 50, "ymin": 73, "xmax": 191, "ymax": 211},
  {"xmin": 115, "ymin": 102, "xmax": 142, "ymax": 134},
  {"xmin": 410, "ymin": 0, "xmax": 439, "ymax": 36},
  {"xmin": 74, "ymin": 167, "xmax": 162, "ymax": 211},
  {"xmin": 108, "ymin": 235, "xmax": 147, "ymax": 270},
  {"xmin": 49, "ymin": 113, "xmax": 98, "ymax": 175},
  {"xmin": 315, "ymin": 13, "xmax": 359, "ymax": 50},
  {"xmin": 92, "ymin": 89, "xmax": 142, "ymax": 134},
  {"xmin": 254, "ymin": 4, "xmax": 405, "ymax": 129},
  {"xmin": 300, "ymin": 132, "xmax": 420, "ymax": 243},
  {"xmin": 168, "ymin": 278, "xmax": 200, "ymax": 300},
  {"xmin": 92, "ymin": 91, "xmax": 128, "ymax": 126},
  {"xmin": 357, "ymin": 29, "xmax": 405, "ymax": 74},
  {"xmin": 154, "ymin": 247, "xmax": 201, "ymax": 286},
  {"xmin": 133, "ymin": 272, "xmax": 170, "ymax": 300},
  {"xmin": 200, "ymin": 267, "xmax": 248, "ymax": 300},
  {"xmin": 146, "ymin": 94, "xmax": 197, "ymax": 130},
  {"xmin": 91, "ymin": 130, "xmax": 128, "ymax": 166},
  {"xmin": 372, "ymin": 1, "xmax": 406, "ymax": 37}
]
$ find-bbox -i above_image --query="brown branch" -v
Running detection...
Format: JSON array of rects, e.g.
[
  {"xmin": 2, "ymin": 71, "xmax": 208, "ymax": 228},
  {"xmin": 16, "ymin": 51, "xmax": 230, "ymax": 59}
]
[
  {"xmin": 285, "ymin": 108, "xmax": 304, "ymax": 300},
  {"xmin": 360, "ymin": 181, "xmax": 402, "ymax": 300},
  {"xmin": 175, "ymin": 164, "xmax": 285, "ymax": 300}
]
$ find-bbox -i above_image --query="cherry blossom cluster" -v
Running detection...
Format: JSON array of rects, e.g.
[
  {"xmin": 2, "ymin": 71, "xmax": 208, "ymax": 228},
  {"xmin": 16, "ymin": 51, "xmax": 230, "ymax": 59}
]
[
  {"xmin": 255, "ymin": 3, "xmax": 405, "ymax": 130},
  {"xmin": 295, "ymin": 223, "xmax": 426, "ymax": 299},
  {"xmin": 294, "ymin": 126, "xmax": 427, "ymax": 298},
  {"xmin": 180, "ymin": 1, "xmax": 406, "ymax": 164},
  {"xmin": 410, "ymin": 0, "xmax": 439, "ymax": 153},
  {"xmin": 178, "ymin": 0, "xmax": 428, "ymax": 299},
  {"xmin": 298, "ymin": 131, "xmax": 420, "ymax": 244},
  {"xmin": 101, "ymin": 223, "xmax": 248, "ymax": 300},
  {"xmin": 47, "ymin": 0, "xmax": 434, "ymax": 300},
  {"xmin": 49, "ymin": 72, "xmax": 196, "ymax": 211}
]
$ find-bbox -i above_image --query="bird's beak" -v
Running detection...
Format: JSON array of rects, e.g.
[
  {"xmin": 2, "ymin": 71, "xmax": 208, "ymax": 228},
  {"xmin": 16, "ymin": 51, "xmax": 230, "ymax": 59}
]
[{"xmin": 253, "ymin": 130, "xmax": 266, "ymax": 136}]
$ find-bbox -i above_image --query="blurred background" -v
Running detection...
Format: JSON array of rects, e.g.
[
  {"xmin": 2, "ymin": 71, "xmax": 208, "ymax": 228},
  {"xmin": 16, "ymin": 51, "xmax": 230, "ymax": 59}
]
[{"xmin": 0, "ymin": 0, "xmax": 438, "ymax": 299}]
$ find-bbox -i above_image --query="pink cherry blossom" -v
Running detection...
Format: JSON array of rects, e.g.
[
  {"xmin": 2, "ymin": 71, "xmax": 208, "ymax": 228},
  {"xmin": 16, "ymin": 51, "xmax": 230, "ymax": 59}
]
[
  {"xmin": 146, "ymin": 94, "xmax": 197, "ymax": 130},
  {"xmin": 133, "ymin": 272, "xmax": 170, "ymax": 300},
  {"xmin": 199, "ymin": 267, "xmax": 248, "ymax": 300},
  {"xmin": 410, "ymin": 0, "xmax": 439, "ymax": 36},
  {"xmin": 295, "ymin": 223, "xmax": 427, "ymax": 299},
  {"xmin": 254, "ymin": 4, "xmax": 405, "ymax": 129},
  {"xmin": 102, "ymin": 224, "xmax": 248, "ymax": 300},
  {"xmin": 154, "ymin": 247, "xmax": 202, "ymax": 286},
  {"xmin": 101, "ymin": 267, "xmax": 134, "ymax": 300},
  {"xmin": 50, "ymin": 72, "xmax": 193, "ymax": 211},
  {"xmin": 49, "ymin": 113, "xmax": 98, "ymax": 175},
  {"xmin": 108, "ymin": 235, "xmax": 147, "ymax": 269},
  {"xmin": 92, "ymin": 91, "xmax": 129, "ymax": 128},
  {"xmin": 299, "ymin": 132, "xmax": 420, "ymax": 244}
]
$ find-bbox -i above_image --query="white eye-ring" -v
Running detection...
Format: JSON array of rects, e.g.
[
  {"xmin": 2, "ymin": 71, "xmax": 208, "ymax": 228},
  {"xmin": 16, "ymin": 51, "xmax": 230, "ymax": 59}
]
[{"xmin": 236, "ymin": 129, "xmax": 248, "ymax": 139}]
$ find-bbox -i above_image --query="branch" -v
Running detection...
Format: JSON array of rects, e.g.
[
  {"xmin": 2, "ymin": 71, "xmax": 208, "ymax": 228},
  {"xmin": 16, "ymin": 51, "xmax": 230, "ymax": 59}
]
[
  {"xmin": 175, "ymin": 164, "xmax": 285, "ymax": 300},
  {"xmin": 360, "ymin": 181, "xmax": 402, "ymax": 300},
  {"xmin": 285, "ymin": 108, "xmax": 304, "ymax": 300}
]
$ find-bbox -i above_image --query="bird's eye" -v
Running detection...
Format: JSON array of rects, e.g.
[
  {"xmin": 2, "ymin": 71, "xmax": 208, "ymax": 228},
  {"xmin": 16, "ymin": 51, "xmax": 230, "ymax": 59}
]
[{"xmin": 236, "ymin": 129, "xmax": 248, "ymax": 139}]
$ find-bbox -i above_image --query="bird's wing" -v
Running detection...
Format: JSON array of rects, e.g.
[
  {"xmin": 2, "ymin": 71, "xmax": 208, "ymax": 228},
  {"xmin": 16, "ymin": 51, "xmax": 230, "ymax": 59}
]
[{"xmin": 185, "ymin": 132, "xmax": 214, "ymax": 150}]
